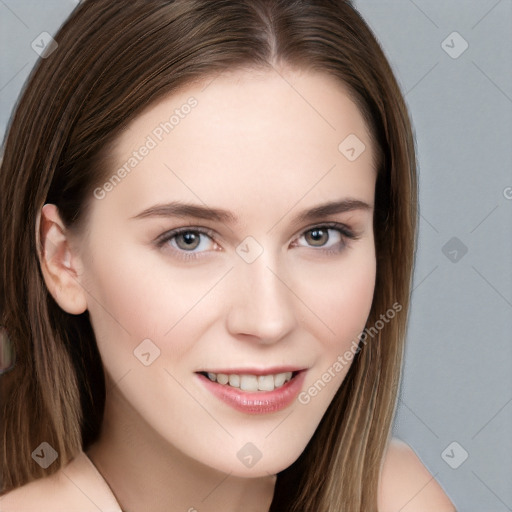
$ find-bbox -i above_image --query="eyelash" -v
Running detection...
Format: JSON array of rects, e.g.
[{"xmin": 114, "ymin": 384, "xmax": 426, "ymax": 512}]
[{"xmin": 155, "ymin": 222, "xmax": 359, "ymax": 261}]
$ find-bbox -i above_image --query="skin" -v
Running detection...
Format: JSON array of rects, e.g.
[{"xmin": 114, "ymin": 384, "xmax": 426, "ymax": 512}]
[{"xmin": 1, "ymin": 67, "xmax": 455, "ymax": 511}]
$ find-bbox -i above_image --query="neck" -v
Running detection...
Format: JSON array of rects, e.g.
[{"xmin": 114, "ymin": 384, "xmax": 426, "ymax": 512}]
[{"xmin": 86, "ymin": 382, "xmax": 276, "ymax": 512}]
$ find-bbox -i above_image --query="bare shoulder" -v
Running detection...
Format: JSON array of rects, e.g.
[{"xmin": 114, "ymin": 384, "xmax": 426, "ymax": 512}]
[
  {"xmin": 0, "ymin": 469, "xmax": 79, "ymax": 512},
  {"xmin": 0, "ymin": 452, "xmax": 120, "ymax": 512},
  {"xmin": 378, "ymin": 438, "xmax": 456, "ymax": 512}
]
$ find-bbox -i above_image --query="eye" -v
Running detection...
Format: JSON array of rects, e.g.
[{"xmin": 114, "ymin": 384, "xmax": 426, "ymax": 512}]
[
  {"xmin": 156, "ymin": 227, "xmax": 217, "ymax": 260},
  {"xmin": 294, "ymin": 223, "xmax": 357, "ymax": 254}
]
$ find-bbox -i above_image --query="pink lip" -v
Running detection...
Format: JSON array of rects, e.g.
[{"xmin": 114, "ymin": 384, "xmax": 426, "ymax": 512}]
[{"xmin": 196, "ymin": 370, "xmax": 306, "ymax": 414}]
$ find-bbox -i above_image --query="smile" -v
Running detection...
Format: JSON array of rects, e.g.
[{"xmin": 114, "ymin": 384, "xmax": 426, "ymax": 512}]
[
  {"xmin": 196, "ymin": 368, "xmax": 307, "ymax": 414},
  {"xmin": 202, "ymin": 371, "xmax": 294, "ymax": 392}
]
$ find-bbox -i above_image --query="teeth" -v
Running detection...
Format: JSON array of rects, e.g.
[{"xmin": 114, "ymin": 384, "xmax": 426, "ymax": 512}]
[
  {"xmin": 228, "ymin": 374, "xmax": 240, "ymax": 387},
  {"xmin": 274, "ymin": 372, "xmax": 288, "ymax": 388},
  {"xmin": 216, "ymin": 373, "xmax": 229, "ymax": 385},
  {"xmin": 205, "ymin": 371, "xmax": 294, "ymax": 391},
  {"xmin": 258, "ymin": 375, "xmax": 275, "ymax": 391},
  {"xmin": 240, "ymin": 374, "xmax": 258, "ymax": 391}
]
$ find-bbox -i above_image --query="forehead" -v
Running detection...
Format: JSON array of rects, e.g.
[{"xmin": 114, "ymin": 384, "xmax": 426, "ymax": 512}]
[{"xmin": 96, "ymin": 67, "xmax": 376, "ymax": 223}]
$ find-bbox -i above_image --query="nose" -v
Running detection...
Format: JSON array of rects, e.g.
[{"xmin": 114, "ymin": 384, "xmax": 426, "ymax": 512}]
[{"xmin": 225, "ymin": 253, "xmax": 298, "ymax": 345}]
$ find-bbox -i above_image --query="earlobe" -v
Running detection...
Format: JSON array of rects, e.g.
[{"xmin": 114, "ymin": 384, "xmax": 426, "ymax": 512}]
[{"xmin": 35, "ymin": 204, "xmax": 88, "ymax": 315}]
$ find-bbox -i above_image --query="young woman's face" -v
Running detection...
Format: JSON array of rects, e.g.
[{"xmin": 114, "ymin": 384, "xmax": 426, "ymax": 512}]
[{"xmin": 76, "ymin": 67, "xmax": 377, "ymax": 476}]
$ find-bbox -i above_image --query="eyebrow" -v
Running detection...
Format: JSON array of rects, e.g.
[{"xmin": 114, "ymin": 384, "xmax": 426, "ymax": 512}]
[{"xmin": 130, "ymin": 198, "xmax": 372, "ymax": 224}]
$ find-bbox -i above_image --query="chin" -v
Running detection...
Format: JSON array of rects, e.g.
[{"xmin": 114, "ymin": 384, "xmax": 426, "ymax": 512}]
[{"xmin": 209, "ymin": 438, "xmax": 309, "ymax": 479}]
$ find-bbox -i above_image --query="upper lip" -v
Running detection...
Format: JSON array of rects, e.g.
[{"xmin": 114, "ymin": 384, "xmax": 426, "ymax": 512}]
[{"xmin": 196, "ymin": 366, "xmax": 306, "ymax": 376}]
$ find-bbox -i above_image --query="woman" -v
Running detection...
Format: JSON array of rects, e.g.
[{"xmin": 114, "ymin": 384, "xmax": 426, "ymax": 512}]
[{"xmin": 0, "ymin": 1, "xmax": 456, "ymax": 510}]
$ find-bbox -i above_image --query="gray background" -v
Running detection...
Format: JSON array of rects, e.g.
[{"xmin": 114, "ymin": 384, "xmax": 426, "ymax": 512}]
[{"xmin": 1, "ymin": 1, "xmax": 511, "ymax": 510}]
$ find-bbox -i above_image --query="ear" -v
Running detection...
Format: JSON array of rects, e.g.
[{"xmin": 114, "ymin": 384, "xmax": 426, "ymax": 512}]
[{"xmin": 35, "ymin": 204, "xmax": 88, "ymax": 315}]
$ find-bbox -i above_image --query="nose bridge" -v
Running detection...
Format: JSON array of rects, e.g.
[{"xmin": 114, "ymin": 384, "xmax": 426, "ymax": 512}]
[{"xmin": 225, "ymin": 248, "xmax": 297, "ymax": 343}]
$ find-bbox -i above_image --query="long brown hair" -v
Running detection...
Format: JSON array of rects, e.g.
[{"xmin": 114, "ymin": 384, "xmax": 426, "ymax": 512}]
[{"xmin": 0, "ymin": 1, "xmax": 417, "ymax": 510}]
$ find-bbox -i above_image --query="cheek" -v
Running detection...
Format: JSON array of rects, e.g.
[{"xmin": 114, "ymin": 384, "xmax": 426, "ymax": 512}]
[
  {"xmin": 296, "ymin": 243, "xmax": 376, "ymax": 403},
  {"xmin": 81, "ymin": 244, "xmax": 231, "ymax": 372},
  {"xmin": 300, "ymin": 242, "xmax": 376, "ymax": 345}
]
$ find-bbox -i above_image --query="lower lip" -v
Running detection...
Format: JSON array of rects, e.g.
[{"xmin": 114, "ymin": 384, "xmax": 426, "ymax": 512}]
[{"xmin": 197, "ymin": 371, "xmax": 306, "ymax": 414}]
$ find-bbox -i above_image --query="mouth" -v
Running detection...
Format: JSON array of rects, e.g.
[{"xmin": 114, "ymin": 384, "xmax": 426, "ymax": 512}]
[
  {"xmin": 195, "ymin": 368, "xmax": 307, "ymax": 414},
  {"xmin": 197, "ymin": 370, "xmax": 299, "ymax": 392}
]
